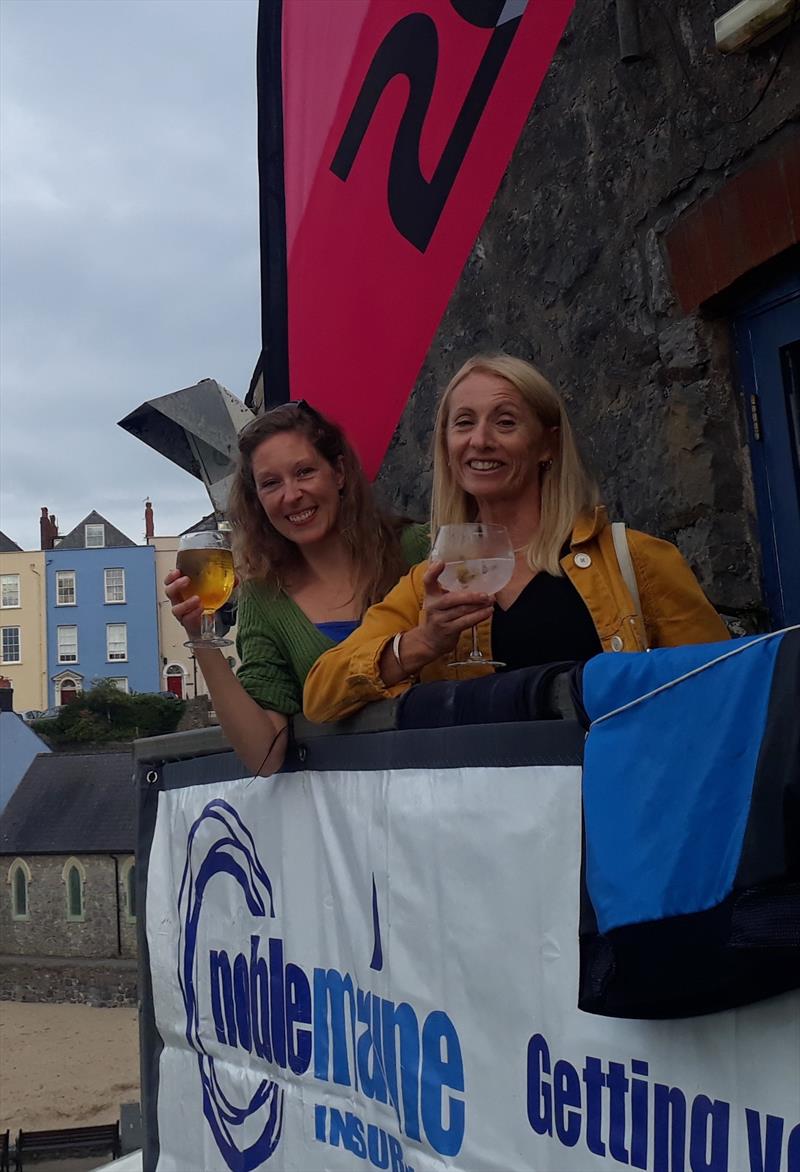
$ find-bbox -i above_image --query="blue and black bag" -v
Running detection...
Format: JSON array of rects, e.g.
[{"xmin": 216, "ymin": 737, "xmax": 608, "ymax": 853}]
[{"xmin": 579, "ymin": 628, "xmax": 800, "ymax": 1019}]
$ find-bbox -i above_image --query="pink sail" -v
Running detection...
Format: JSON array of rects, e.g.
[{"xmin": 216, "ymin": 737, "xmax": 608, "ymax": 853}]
[{"xmin": 257, "ymin": 0, "xmax": 576, "ymax": 476}]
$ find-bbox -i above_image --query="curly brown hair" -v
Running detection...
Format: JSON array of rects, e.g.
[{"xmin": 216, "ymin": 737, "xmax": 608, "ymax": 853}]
[{"xmin": 227, "ymin": 402, "xmax": 409, "ymax": 613}]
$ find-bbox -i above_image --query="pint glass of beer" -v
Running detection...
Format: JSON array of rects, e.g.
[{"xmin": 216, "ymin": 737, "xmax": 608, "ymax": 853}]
[{"xmin": 176, "ymin": 530, "xmax": 236, "ymax": 648}]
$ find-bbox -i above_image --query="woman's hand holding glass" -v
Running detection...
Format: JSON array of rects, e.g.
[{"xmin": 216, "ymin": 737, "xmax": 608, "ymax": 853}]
[
  {"xmin": 165, "ymin": 531, "xmax": 236, "ymax": 650},
  {"xmin": 393, "ymin": 526, "xmax": 514, "ymax": 674},
  {"xmin": 416, "ymin": 560, "xmax": 495, "ymax": 661},
  {"xmin": 428, "ymin": 523, "xmax": 514, "ymax": 666},
  {"xmin": 164, "ymin": 568, "xmax": 204, "ymax": 640},
  {"xmin": 377, "ymin": 563, "xmax": 493, "ymax": 688}
]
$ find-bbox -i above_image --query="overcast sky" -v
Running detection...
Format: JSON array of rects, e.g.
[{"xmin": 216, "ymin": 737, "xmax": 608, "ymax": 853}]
[{"xmin": 0, "ymin": 0, "xmax": 260, "ymax": 551}]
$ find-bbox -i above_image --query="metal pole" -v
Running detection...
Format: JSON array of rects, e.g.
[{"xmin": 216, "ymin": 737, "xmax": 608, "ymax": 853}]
[{"xmin": 113, "ymin": 854, "xmax": 122, "ymax": 957}]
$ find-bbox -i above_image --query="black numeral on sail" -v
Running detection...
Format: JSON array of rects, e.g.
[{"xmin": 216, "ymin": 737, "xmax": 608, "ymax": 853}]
[{"xmin": 330, "ymin": 0, "xmax": 527, "ymax": 253}]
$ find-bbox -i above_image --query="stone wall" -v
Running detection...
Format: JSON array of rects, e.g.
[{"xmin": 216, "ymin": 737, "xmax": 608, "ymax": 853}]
[
  {"xmin": 1, "ymin": 852, "xmax": 137, "ymax": 959},
  {"xmin": 377, "ymin": 0, "xmax": 799, "ymax": 629},
  {"xmin": 177, "ymin": 694, "xmax": 212, "ymax": 732},
  {"xmin": 0, "ymin": 956, "xmax": 137, "ymax": 1007}
]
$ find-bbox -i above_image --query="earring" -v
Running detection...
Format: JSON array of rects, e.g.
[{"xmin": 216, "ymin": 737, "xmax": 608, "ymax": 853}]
[{"xmin": 540, "ymin": 459, "xmax": 553, "ymax": 471}]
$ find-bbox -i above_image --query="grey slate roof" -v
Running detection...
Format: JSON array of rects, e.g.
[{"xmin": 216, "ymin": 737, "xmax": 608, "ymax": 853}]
[
  {"xmin": 55, "ymin": 510, "xmax": 137, "ymax": 550},
  {"xmin": 0, "ymin": 531, "xmax": 22, "ymax": 553},
  {"xmin": 181, "ymin": 513, "xmax": 217, "ymax": 534},
  {"xmin": 0, "ymin": 750, "xmax": 135, "ymax": 854}
]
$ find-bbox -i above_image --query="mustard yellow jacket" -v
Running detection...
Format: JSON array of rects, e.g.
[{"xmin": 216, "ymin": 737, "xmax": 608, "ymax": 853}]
[{"xmin": 303, "ymin": 507, "xmax": 730, "ymax": 723}]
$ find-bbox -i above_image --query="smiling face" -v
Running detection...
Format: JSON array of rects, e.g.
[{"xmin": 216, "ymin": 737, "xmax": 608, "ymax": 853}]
[
  {"xmin": 445, "ymin": 370, "xmax": 557, "ymax": 508},
  {"xmin": 250, "ymin": 430, "xmax": 345, "ymax": 548}
]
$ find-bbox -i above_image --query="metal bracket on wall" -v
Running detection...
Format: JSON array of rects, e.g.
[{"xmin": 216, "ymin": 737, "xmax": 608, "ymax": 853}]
[
  {"xmin": 750, "ymin": 393, "xmax": 763, "ymax": 441},
  {"xmin": 617, "ymin": 0, "xmax": 643, "ymax": 61}
]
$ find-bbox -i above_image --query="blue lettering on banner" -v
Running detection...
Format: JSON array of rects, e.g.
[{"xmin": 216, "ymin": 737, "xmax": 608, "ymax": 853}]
[
  {"xmin": 746, "ymin": 1111, "xmax": 800, "ymax": 1172},
  {"xmin": 526, "ymin": 1032, "xmax": 798, "ymax": 1172},
  {"xmin": 208, "ymin": 939, "xmax": 464, "ymax": 1155},
  {"xmin": 178, "ymin": 799, "xmax": 465, "ymax": 1172},
  {"xmin": 314, "ymin": 1104, "xmax": 416, "ymax": 1171}
]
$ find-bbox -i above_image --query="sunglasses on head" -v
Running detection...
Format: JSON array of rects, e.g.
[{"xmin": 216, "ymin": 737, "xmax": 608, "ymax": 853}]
[
  {"xmin": 288, "ymin": 399, "xmax": 324, "ymax": 422},
  {"xmin": 241, "ymin": 398, "xmax": 324, "ymax": 435},
  {"xmin": 270, "ymin": 398, "xmax": 319, "ymax": 414}
]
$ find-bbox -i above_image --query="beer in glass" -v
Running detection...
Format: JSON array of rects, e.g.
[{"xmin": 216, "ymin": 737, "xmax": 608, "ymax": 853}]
[{"xmin": 176, "ymin": 530, "xmax": 235, "ymax": 648}]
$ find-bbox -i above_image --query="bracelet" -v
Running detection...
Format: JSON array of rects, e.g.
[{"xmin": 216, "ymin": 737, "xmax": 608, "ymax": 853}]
[{"xmin": 391, "ymin": 632, "xmax": 410, "ymax": 678}]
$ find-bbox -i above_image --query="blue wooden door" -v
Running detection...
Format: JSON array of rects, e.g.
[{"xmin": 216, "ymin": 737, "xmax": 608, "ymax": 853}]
[{"xmin": 734, "ymin": 270, "xmax": 800, "ymax": 627}]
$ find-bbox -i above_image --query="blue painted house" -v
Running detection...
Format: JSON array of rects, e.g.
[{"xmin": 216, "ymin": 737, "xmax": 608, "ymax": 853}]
[{"xmin": 45, "ymin": 511, "xmax": 159, "ymax": 705}]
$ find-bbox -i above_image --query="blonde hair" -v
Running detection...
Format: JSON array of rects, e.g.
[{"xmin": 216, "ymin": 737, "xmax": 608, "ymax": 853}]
[
  {"xmin": 430, "ymin": 353, "xmax": 599, "ymax": 576},
  {"xmin": 227, "ymin": 403, "xmax": 406, "ymax": 612}
]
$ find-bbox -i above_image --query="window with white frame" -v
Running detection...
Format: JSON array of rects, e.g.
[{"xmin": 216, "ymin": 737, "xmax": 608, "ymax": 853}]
[
  {"xmin": 104, "ymin": 567, "xmax": 125, "ymax": 603},
  {"xmin": 57, "ymin": 625, "xmax": 78, "ymax": 663},
  {"xmin": 56, "ymin": 570, "xmax": 77, "ymax": 606},
  {"xmin": 109, "ymin": 677, "xmax": 129, "ymax": 693},
  {"xmin": 1, "ymin": 627, "xmax": 21, "ymax": 663},
  {"xmin": 107, "ymin": 623, "xmax": 127, "ymax": 661},
  {"xmin": 85, "ymin": 523, "xmax": 105, "ymax": 548},
  {"xmin": 0, "ymin": 574, "xmax": 20, "ymax": 608}
]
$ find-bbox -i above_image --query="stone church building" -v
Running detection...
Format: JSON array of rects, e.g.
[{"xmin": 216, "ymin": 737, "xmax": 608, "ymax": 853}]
[{"xmin": 0, "ymin": 749, "xmax": 137, "ymax": 1005}]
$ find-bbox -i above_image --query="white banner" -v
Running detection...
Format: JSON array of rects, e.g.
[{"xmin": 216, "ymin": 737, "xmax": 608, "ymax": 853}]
[{"xmin": 146, "ymin": 765, "xmax": 800, "ymax": 1172}]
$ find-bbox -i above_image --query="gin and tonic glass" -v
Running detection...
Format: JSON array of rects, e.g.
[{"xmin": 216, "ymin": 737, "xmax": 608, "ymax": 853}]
[{"xmin": 431, "ymin": 523, "xmax": 514, "ymax": 667}]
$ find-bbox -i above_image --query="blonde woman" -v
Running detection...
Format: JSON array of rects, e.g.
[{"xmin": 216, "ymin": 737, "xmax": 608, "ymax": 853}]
[{"xmin": 303, "ymin": 353, "xmax": 729, "ymax": 723}]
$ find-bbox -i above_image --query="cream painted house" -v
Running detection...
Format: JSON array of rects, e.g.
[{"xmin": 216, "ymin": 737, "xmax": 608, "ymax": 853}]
[
  {"xmin": 0, "ymin": 539, "xmax": 48, "ymax": 712},
  {"xmin": 149, "ymin": 533, "xmax": 239, "ymax": 700}
]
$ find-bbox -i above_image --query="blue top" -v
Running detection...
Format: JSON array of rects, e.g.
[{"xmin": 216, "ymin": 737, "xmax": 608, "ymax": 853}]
[{"xmin": 314, "ymin": 620, "xmax": 360, "ymax": 644}]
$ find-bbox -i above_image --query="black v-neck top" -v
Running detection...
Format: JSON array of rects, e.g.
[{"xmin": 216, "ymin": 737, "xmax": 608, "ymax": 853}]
[{"xmin": 492, "ymin": 571, "xmax": 602, "ymax": 670}]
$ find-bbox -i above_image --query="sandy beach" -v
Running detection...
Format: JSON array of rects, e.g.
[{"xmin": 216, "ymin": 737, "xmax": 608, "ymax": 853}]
[{"xmin": 0, "ymin": 1000, "xmax": 140, "ymax": 1133}]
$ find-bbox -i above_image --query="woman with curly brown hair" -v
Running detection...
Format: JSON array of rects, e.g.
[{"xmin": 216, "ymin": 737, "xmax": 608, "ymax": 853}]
[{"xmin": 165, "ymin": 401, "xmax": 427, "ymax": 775}]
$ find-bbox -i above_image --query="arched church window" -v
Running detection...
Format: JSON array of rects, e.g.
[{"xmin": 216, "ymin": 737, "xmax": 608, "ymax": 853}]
[
  {"xmin": 9, "ymin": 859, "xmax": 30, "ymax": 920},
  {"xmin": 62, "ymin": 857, "xmax": 86, "ymax": 921}
]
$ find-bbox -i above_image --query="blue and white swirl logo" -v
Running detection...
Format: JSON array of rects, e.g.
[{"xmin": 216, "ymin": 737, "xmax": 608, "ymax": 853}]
[{"xmin": 178, "ymin": 799, "xmax": 284, "ymax": 1171}]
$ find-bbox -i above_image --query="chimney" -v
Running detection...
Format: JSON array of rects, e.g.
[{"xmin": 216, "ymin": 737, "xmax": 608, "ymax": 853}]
[
  {"xmin": 145, "ymin": 498, "xmax": 155, "ymax": 540},
  {"xmin": 0, "ymin": 676, "xmax": 12, "ymax": 714},
  {"xmin": 40, "ymin": 507, "xmax": 59, "ymax": 550}
]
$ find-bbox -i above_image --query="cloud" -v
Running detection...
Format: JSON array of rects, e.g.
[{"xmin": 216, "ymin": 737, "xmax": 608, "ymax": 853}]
[{"xmin": 0, "ymin": 0, "xmax": 259, "ymax": 549}]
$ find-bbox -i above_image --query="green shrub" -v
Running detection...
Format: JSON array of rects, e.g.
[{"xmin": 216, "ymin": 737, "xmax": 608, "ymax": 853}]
[{"xmin": 31, "ymin": 680, "xmax": 185, "ymax": 746}]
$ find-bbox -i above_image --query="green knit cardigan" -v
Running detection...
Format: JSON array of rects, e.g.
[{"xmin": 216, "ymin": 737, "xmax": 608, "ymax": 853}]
[{"xmin": 235, "ymin": 524, "xmax": 429, "ymax": 715}]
